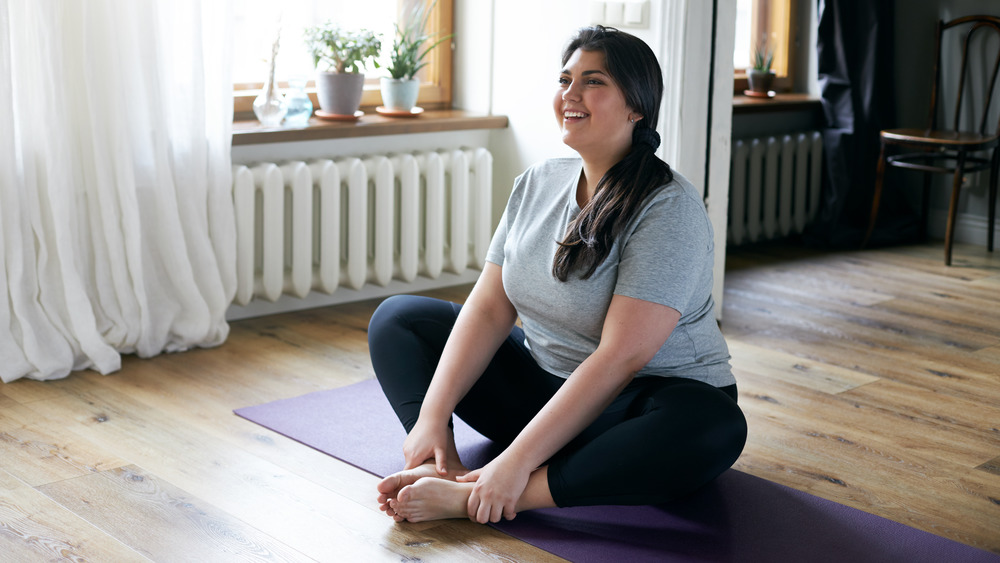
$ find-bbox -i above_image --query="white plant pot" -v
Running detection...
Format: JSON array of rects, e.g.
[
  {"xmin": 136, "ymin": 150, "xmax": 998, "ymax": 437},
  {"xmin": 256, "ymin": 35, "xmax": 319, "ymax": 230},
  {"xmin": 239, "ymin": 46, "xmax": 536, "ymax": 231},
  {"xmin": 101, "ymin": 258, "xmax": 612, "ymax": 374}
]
[
  {"xmin": 380, "ymin": 77, "xmax": 420, "ymax": 110},
  {"xmin": 315, "ymin": 71, "xmax": 365, "ymax": 116}
]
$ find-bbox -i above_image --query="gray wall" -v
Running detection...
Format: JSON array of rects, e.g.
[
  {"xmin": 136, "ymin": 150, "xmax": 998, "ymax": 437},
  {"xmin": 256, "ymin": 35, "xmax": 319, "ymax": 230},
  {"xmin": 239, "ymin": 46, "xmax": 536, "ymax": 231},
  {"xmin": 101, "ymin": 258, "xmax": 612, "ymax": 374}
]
[{"xmin": 895, "ymin": 1, "xmax": 1000, "ymax": 246}]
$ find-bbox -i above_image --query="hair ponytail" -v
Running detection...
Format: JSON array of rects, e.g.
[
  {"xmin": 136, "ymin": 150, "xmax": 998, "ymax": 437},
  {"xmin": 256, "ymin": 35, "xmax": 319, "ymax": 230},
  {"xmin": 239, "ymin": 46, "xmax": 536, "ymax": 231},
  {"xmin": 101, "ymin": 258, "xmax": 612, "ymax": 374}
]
[{"xmin": 552, "ymin": 27, "xmax": 674, "ymax": 281}]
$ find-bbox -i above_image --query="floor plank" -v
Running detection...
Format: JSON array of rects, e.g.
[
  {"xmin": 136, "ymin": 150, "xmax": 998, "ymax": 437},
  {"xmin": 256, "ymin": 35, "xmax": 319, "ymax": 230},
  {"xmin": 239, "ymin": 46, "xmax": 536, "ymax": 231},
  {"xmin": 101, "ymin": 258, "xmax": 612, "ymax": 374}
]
[
  {"xmin": 727, "ymin": 339, "xmax": 881, "ymax": 394},
  {"xmin": 38, "ymin": 465, "xmax": 311, "ymax": 562},
  {"xmin": 0, "ymin": 400, "xmax": 127, "ymax": 487},
  {"xmin": 0, "ymin": 469, "xmax": 149, "ymax": 562}
]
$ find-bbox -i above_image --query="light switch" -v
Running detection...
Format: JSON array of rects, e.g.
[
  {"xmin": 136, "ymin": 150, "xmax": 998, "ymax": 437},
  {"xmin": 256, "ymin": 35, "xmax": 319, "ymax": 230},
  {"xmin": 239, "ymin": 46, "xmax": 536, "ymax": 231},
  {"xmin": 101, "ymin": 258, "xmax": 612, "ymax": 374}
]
[
  {"xmin": 624, "ymin": 1, "xmax": 646, "ymax": 26},
  {"xmin": 605, "ymin": 1, "xmax": 625, "ymax": 26},
  {"xmin": 589, "ymin": 1, "xmax": 605, "ymax": 24}
]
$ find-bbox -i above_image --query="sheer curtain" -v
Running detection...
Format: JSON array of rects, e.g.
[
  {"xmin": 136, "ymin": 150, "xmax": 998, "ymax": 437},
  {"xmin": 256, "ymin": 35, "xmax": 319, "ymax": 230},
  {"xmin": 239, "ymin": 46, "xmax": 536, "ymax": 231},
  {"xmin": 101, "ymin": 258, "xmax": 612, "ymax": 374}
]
[{"xmin": 0, "ymin": 0, "xmax": 236, "ymax": 383}]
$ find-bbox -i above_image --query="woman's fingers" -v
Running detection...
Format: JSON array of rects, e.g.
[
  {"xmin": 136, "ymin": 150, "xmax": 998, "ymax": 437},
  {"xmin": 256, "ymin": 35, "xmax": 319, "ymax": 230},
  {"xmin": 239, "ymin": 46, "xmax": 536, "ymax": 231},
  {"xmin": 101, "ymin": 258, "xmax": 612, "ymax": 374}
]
[
  {"xmin": 466, "ymin": 484, "xmax": 516, "ymax": 523},
  {"xmin": 474, "ymin": 500, "xmax": 508, "ymax": 524},
  {"xmin": 455, "ymin": 468, "xmax": 481, "ymax": 482},
  {"xmin": 466, "ymin": 486, "xmax": 480, "ymax": 520},
  {"xmin": 435, "ymin": 446, "xmax": 448, "ymax": 475},
  {"xmin": 490, "ymin": 504, "xmax": 504, "ymax": 524}
]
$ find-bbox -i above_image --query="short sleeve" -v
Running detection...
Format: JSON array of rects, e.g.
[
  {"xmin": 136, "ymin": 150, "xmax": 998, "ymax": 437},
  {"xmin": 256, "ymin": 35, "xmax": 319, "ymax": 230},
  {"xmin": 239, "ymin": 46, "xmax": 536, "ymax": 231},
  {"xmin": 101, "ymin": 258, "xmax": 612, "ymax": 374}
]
[
  {"xmin": 485, "ymin": 207, "xmax": 509, "ymax": 266},
  {"xmin": 485, "ymin": 171, "xmax": 531, "ymax": 267},
  {"xmin": 613, "ymin": 186, "xmax": 715, "ymax": 315}
]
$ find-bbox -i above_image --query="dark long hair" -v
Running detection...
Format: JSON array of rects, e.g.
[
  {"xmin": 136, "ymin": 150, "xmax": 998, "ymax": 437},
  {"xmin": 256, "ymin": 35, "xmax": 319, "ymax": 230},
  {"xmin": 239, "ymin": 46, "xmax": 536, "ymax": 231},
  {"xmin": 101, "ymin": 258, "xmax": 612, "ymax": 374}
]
[{"xmin": 552, "ymin": 26, "xmax": 673, "ymax": 281}]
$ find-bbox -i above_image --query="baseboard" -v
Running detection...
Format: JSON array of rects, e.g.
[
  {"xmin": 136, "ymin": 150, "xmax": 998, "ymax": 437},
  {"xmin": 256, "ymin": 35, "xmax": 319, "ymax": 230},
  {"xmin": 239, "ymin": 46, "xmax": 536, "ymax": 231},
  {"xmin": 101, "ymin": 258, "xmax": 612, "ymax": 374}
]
[
  {"xmin": 927, "ymin": 209, "xmax": 999, "ymax": 248},
  {"xmin": 225, "ymin": 270, "xmax": 482, "ymax": 321}
]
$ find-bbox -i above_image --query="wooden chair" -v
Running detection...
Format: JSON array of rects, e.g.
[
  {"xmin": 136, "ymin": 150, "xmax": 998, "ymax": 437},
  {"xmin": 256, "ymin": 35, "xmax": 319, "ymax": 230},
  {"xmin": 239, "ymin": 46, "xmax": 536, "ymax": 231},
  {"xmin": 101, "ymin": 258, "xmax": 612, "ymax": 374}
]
[{"xmin": 863, "ymin": 15, "xmax": 1000, "ymax": 265}]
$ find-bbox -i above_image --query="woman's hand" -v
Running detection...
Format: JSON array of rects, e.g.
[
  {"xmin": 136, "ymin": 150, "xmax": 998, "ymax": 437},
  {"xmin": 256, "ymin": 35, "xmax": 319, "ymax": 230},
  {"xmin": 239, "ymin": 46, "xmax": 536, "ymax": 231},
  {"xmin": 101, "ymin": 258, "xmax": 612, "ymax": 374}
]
[
  {"xmin": 456, "ymin": 454, "xmax": 531, "ymax": 523},
  {"xmin": 402, "ymin": 417, "xmax": 456, "ymax": 476}
]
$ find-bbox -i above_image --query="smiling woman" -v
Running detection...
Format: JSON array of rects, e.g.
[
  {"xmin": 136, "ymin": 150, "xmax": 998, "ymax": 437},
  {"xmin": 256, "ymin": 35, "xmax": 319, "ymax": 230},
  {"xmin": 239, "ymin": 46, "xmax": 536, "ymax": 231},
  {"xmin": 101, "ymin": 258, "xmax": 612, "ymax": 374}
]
[
  {"xmin": 368, "ymin": 25, "xmax": 746, "ymax": 526},
  {"xmin": 233, "ymin": 0, "xmax": 454, "ymax": 118}
]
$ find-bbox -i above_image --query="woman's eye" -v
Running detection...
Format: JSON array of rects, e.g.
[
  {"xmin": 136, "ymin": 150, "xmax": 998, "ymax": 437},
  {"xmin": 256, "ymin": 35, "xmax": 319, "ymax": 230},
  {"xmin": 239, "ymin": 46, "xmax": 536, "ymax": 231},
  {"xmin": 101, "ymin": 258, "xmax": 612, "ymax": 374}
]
[
  {"xmin": 588, "ymin": 79, "xmax": 603, "ymax": 85},
  {"xmin": 558, "ymin": 77, "xmax": 570, "ymax": 85}
]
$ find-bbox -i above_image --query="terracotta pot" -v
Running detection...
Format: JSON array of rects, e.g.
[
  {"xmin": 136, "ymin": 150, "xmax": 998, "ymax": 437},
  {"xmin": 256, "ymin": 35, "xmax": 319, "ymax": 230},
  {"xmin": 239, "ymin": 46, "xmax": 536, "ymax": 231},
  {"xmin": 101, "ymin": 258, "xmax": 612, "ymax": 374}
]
[{"xmin": 315, "ymin": 71, "xmax": 365, "ymax": 116}]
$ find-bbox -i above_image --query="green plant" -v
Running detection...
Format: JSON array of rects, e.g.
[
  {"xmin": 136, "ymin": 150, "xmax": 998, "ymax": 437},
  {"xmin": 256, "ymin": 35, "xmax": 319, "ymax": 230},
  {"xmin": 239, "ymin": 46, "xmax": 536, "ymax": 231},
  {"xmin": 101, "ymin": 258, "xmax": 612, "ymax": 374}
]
[
  {"xmin": 303, "ymin": 23, "xmax": 382, "ymax": 74},
  {"xmin": 386, "ymin": 1, "xmax": 453, "ymax": 80},
  {"xmin": 752, "ymin": 41, "xmax": 774, "ymax": 72}
]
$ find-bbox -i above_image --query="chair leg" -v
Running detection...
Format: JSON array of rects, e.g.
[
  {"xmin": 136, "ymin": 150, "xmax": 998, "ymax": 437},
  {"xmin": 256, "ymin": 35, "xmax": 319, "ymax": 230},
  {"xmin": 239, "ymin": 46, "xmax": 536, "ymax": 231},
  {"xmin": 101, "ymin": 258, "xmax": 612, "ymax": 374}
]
[
  {"xmin": 989, "ymin": 149, "xmax": 998, "ymax": 253},
  {"xmin": 863, "ymin": 141, "xmax": 888, "ymax": 248},
  {"xmin": 944, "ymin": 152, "xmax": 967, "ymax": 266},
  {"xmin": 920, "ymin": 158, "xmax": 933, "ymax": 242}
]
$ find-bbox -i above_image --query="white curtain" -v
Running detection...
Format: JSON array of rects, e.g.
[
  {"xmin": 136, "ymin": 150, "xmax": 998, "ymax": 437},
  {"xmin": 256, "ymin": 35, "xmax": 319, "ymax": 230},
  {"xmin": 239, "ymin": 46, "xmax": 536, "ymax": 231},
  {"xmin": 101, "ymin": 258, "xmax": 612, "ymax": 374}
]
[{"xmin": 0, "ymin": 0, "xmax": 236, "ymax": 383}]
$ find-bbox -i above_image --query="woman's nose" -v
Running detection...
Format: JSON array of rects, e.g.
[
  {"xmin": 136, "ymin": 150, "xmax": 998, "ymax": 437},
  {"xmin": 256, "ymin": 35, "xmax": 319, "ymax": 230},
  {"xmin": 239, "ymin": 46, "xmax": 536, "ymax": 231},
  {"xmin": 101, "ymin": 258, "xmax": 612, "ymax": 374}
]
[{"xmin": 562, "ymin": 81, "xmax": 581, "ymax": 100}]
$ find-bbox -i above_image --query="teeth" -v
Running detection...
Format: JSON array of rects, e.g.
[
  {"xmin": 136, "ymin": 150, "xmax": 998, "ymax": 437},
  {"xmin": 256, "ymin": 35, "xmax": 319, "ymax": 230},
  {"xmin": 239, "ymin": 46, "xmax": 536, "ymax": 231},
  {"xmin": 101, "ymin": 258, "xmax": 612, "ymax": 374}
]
[{"xmin": 564, "ymin": 111, "xmax": 587, "ymax": 118}]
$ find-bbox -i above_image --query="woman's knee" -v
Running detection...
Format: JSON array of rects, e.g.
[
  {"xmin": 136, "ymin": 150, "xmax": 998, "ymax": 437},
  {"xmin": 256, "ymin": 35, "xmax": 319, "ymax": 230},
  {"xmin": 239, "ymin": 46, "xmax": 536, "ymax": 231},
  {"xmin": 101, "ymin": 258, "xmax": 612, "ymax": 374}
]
[
  {"xmin": 640, "ymin": 381, "xmax": 748, "ymax": 464},
  {"xmin": 368, "ymin": 294, "xmax": 459, "ymax": 359},
  {"xmin": 369, "ymin": 294, "xmax": 414, "ymax": 335}
]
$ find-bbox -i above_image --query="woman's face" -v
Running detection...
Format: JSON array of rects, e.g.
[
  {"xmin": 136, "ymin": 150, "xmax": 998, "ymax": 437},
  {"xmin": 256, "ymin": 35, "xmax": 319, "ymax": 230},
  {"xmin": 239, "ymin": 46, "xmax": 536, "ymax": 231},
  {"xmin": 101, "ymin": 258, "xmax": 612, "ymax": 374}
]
[{"xmin": 553, "ymin": 48, "xmax": 635, "ymax": 160}]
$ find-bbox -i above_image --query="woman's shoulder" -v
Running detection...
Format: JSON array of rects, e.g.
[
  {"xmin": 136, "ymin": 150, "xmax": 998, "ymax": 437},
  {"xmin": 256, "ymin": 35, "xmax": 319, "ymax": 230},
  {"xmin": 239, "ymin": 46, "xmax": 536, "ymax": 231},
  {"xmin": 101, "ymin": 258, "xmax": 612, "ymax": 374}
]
[
  {"xmin": 505, "ymin": 158, "xmax": 579, "ymax": 214},
  {"xmin": 519, "ymin": 157, "xmax": 582, "ymax": 182},
  {"xmin": 635, "ymin": 169, "xmax": 711, "ymax": 232},
  {"xmin": 643, "ymin": 170, "xmax": 705, "ymax": 217},
  {"xmin": 651, "ymin": 169, "xmax": 701, "ymax": 203}
]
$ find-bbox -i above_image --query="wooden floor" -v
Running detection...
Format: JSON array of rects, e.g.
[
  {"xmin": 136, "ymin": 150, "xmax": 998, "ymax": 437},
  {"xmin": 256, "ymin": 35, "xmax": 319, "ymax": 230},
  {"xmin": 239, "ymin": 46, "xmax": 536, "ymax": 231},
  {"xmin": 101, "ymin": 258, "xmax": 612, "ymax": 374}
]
[{"xmin": 1, "ymin": 241, "xmax": 998, "ymax": 561}]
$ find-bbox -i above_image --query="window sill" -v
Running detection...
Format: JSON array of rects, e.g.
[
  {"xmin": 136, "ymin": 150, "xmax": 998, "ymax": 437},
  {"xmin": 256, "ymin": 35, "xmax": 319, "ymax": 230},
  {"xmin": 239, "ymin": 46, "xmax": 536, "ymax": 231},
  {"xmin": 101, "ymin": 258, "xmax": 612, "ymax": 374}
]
[
  {"xmin": 732, "ymin": 92, "xmax": 822, "ymax": 114},
  {"xmin": 232, "ymin": 109, "xmax": 509, "ymax": 146}
]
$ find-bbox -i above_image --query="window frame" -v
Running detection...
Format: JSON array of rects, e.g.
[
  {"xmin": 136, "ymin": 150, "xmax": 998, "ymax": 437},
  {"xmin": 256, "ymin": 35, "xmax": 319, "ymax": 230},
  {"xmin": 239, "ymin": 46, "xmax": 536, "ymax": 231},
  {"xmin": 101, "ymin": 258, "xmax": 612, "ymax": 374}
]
[
  {"xmin": 733, "ymin": 0, "xmax": 795, "ymax": 94},
  {"xmin": 233, "ymin": 0, "xmax": 454, "ymax": 120}
]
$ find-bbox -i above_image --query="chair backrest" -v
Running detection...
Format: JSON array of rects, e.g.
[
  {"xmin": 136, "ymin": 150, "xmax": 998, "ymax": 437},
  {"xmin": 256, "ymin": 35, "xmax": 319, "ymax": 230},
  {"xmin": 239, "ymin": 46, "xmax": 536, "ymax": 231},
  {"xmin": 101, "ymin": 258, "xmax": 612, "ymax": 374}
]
[{"xmin": 929, "ymin": 15, "xmax": 1000, "ymax": 136}]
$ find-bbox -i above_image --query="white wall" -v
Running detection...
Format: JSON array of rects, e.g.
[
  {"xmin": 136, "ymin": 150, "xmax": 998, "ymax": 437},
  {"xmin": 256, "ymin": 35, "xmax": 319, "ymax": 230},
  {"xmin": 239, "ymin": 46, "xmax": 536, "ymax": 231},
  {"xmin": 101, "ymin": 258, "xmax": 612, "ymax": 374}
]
[
  {"xmin": 456, "ymin": 0, "xmax": 594, "ymax": 222},
  {"xmin": 454, "ymin": 0, "xmax": 667, "ymax": 223}
]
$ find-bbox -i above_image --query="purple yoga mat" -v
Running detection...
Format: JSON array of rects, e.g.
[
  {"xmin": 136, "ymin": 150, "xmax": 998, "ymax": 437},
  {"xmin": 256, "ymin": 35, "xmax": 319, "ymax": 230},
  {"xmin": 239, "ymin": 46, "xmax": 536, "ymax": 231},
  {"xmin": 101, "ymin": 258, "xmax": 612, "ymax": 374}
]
[{"xmin": 235, "ymin": 379, "xmax": 999, "ymax": 563}]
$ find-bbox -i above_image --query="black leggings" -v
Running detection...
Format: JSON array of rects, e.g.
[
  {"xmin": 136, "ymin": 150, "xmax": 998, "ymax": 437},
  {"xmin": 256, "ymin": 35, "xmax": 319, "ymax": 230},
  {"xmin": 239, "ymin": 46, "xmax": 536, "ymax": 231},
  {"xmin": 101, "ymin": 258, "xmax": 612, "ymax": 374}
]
[{"xmin": 368, "ymin": 294, "xmax": 748, "ymax": 507}]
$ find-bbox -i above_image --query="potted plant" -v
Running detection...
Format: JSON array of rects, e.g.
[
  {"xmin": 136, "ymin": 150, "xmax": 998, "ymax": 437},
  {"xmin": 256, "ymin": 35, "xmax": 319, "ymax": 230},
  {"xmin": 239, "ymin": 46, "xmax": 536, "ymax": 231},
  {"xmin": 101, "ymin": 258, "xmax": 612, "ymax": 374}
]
[
  {"xmin": 747, "ymin": 41, "xmax": 775, "ymax": 95},
  {"xmin": 380, "ymin": 0, "xmax": 452, "ymax": 112},
  {"xmin": 303, "ymin": 23, "xmax": 382, "ymax": 117}
]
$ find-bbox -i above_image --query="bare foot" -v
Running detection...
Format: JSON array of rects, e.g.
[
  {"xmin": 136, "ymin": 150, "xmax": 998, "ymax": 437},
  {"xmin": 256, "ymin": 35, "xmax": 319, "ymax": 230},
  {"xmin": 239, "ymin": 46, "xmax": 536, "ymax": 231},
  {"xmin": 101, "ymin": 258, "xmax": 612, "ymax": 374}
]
[
  {"xmin": 376, "ymin": 461, "xmax": 471, "ymax": 520},
  {"xmin": 376, "ymin": 463, "xmax": 440, "ymax": 517},
  {"xmin": 389, "ymin": 478, "xmax": 474, "ymax": 522}
]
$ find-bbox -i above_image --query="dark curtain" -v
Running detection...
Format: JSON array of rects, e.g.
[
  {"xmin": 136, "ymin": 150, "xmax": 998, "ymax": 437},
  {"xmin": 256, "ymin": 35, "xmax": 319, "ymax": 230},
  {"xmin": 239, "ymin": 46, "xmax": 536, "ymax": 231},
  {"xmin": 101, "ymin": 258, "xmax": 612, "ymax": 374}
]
[{"xmin": 804, "ymin": 0, "xmax": 916, "ymax": 247}]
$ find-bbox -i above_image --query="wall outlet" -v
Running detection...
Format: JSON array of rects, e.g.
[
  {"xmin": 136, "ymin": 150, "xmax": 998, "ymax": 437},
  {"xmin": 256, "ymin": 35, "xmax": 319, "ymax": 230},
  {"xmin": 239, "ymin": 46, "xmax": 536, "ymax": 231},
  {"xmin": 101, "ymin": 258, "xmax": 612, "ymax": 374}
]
[
  {"xmin": 624, "ymin": 0, "xmax": 648, "ymax": 27},
  {"xmin": 589, "ymin": 0, "xmax": 648, "ymax": 29}
]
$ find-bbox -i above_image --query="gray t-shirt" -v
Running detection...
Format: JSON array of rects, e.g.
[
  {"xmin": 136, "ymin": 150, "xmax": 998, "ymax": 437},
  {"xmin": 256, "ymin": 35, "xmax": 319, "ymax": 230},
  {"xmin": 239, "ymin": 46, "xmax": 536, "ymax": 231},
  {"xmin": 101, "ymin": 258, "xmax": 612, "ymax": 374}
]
[{"xmin": 486, "ymin": 157, "xmax": 734, "ymax": 387}]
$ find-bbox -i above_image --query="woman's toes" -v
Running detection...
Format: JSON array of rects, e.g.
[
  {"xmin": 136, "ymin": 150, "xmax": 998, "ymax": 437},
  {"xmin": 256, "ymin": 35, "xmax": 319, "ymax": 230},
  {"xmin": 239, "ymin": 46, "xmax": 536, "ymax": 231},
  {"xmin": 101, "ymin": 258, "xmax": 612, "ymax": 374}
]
[{"xmin": 376, "ymin": 473, "xmax": 401, "ymax": 495}]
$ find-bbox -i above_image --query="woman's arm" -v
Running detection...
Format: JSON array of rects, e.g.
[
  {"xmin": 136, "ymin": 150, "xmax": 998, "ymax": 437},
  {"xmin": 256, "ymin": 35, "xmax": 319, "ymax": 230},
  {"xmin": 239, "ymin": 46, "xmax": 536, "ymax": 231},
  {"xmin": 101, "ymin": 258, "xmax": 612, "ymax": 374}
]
[
  {"xmin": 460, "ymin": 293, "xmax": 681, "ymax": 523},
  {"xmin": 403, "ymin": 261, "xmax": 518, "ymax": 474}
]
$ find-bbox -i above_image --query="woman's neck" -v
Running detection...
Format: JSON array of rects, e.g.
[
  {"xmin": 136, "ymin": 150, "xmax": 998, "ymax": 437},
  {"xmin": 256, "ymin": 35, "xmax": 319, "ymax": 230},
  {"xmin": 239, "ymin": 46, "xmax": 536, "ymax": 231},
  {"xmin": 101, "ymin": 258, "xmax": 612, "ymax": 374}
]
[
  {"xmin": 574, "ymin": 138, "xmax": 631, "ymax": 206},
  {"xmin": 577, "ymin": 153, "xmax": 623, "ymax": 206}
]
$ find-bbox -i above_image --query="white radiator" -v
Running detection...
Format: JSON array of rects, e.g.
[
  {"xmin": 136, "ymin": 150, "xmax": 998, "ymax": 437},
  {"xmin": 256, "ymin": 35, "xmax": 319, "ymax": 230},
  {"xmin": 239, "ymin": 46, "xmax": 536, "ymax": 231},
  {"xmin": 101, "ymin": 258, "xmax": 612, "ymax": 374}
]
[
  {"xmin": 728, "ymin": 132, "xmax": 823, "ymax": 245},
  {"xmin": 231, "ymin": 148, "xmax": 493, "ymax": 306}
]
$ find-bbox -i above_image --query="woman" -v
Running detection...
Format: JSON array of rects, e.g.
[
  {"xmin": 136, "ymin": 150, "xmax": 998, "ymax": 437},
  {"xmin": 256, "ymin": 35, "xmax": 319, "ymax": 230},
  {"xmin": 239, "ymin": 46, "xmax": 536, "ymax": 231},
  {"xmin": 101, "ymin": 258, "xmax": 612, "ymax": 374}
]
[{"xmin": 368, "ymin": 25, "xmax": 747, "ymax": 524}]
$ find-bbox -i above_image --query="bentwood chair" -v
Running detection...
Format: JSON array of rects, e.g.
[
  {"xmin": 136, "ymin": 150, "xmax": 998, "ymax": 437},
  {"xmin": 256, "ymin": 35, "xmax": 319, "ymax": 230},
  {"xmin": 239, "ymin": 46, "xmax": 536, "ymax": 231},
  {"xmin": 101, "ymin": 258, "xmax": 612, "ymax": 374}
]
[{"xmin": 863, "ymin": 15, "xmax": 1000, "ymax": 265}]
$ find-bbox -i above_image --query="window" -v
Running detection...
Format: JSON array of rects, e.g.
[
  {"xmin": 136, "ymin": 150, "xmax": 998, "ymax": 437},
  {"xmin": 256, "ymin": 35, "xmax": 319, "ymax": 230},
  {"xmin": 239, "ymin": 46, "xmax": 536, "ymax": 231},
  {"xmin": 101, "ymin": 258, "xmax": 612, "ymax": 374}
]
[
  {"xmin": 733, "ymin": 0, "xmax": 794, "ymax": 93},
  {"xmin": 233, "ymin": 0, "xmax": 453, "ymax": 119}
]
